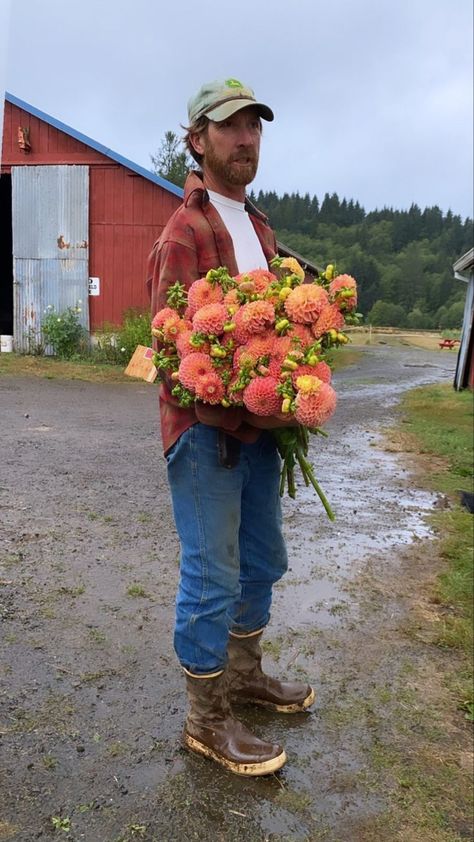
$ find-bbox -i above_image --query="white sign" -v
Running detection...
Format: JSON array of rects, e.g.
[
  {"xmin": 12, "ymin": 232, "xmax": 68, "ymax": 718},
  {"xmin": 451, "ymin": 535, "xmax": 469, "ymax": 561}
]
[{"xmin": 89, "ymin": 276, "xmax": 100, "ymax": 296}]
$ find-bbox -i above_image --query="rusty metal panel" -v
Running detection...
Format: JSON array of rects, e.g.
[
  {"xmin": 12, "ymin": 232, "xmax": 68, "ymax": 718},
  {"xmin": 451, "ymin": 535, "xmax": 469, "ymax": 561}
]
[{"xmin": 12, "ymin": 165, "xmax": 89, "ymax": 351}]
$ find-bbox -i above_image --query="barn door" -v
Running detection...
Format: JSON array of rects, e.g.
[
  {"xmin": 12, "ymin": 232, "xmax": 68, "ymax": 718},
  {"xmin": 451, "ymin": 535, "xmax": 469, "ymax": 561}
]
[{"xmin": 11, "ymin": 165, "xmax": 89, "ymax": 352}]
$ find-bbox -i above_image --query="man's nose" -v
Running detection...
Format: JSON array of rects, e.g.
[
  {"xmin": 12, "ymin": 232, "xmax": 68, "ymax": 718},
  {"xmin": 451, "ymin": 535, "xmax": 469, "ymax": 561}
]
[{"xmin": 236, "ymin": 125, "xmax": 257, "ymax": 145}]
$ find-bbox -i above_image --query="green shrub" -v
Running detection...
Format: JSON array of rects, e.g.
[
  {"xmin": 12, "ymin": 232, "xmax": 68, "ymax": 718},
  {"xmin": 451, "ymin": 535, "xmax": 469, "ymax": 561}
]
[
  {"xmin": 93, "ymin": 309, "xmax": 152, "ymax": 364},
  {"xmin": 42, "ymin": 303, "xmax": 88, "ymax": 359},
  {"xmin": 116, "ymin": 309, "xmax": 152, "ymax": 360}
]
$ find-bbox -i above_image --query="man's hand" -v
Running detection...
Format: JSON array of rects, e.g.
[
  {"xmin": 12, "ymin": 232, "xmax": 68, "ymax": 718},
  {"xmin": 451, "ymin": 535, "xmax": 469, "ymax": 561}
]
[
  {"xmin": 195, "ymin": 402, "xmax": 243, "ymax": 430},
  {"xmin": 241, "ymin": 410, "xmax": 299, "ymax": 430}
]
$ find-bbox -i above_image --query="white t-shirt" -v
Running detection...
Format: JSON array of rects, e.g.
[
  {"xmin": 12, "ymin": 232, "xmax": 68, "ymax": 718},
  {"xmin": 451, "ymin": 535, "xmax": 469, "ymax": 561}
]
[{"xmin": 208, "ymin": 190, "xmax": 268, "ymax": 274}]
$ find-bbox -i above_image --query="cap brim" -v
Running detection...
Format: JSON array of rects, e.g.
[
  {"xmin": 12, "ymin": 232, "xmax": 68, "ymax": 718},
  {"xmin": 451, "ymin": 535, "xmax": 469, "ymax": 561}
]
[{"xmin": 206, "ymin": 99, "xmax": 274, "ymax": 122}]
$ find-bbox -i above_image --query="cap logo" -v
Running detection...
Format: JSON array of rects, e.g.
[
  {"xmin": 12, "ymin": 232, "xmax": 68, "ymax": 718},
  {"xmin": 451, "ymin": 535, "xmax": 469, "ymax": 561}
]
[{"xmin": 225, "ymin": 78, "xmax": 244, "ymax": 88}]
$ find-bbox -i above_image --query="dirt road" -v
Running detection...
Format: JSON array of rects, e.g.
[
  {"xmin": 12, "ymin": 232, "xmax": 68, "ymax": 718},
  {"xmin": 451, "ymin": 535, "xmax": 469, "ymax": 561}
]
[{"xmin": 0, "ymin": 344, "xmax": 467, "ymax": 842}]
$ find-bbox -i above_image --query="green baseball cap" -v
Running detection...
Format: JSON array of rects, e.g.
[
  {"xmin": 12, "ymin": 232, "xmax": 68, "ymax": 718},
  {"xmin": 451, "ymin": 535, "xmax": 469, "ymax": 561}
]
[{"xmin": 187, "ymin": 78, "xmax": 274, "ymax": 124}]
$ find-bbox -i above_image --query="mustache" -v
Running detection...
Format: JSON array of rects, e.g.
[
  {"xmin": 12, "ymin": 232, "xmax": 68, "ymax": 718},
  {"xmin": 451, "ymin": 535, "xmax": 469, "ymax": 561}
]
[{"xmin": 231, "ymin": 152, "xmax": 258, "ymax": 164}]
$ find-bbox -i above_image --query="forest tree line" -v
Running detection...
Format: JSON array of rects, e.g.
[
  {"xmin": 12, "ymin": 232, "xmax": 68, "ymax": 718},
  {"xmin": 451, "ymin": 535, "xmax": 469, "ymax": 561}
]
[
  {"xmin": 151, "ymin": 132, "xmax": 473, "ymax": 329},
  {"xmin": 249, "ymin": 190, "xmax": 473, "ymax": 329}
]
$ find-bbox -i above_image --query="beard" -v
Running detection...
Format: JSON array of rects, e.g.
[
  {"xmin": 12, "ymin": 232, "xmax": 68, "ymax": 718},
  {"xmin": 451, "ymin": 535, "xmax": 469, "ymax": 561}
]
[{"xmin": 203, "ymin": 140, "xmax": 259, "ymax": 186}]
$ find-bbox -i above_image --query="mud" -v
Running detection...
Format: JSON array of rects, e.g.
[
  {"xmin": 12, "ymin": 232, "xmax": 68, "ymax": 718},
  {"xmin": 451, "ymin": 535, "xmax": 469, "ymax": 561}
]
[{"xmin": 0, "ymin": 344, "xmax": 466, "ymax": 842}]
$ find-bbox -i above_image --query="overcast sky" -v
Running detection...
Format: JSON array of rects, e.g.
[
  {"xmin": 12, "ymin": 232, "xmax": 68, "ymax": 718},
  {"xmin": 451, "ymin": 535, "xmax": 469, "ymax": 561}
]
[{"xmin": 3, "ymin": 0, "xmax": 473, "ymax": 219}]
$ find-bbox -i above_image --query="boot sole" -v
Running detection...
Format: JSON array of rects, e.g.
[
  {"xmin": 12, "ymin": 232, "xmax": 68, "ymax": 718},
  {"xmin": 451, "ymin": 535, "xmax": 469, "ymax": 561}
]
[
  {"xmin": 183, "ymin": 733, "xmax": 287, "ymax": 776},
  {"xmin": 232, "ymin": 686, "xmax": 316, "ymax": 713}
]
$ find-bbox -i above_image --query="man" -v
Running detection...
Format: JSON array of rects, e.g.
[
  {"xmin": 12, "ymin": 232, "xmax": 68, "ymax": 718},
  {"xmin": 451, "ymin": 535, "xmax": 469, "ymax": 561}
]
[{"xmin": 148, "ymin": 79, "xmax": 315, "ymax": 777}]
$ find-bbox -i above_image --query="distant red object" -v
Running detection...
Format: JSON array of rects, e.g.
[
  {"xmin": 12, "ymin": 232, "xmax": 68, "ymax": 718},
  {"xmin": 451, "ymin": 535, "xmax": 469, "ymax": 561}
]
[{"xmin": 439, "ymin": 339, "xmax": 460, "ymax": 349}]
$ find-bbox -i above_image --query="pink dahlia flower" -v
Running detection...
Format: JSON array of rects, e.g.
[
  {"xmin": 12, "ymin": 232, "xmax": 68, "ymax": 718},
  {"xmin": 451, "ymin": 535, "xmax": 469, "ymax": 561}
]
[
  {"xmin": 192, "ymin": 303, "xmax": 228, "ymax": 335},
  {"xmin": 329, "ymin": 274, "xmax": 358, "ymax": 310},
  {"xmin": 223, "ymin": 288, "xmax": 241, "ymax": 308},
  {"xmin": 312, "ymin": 304, "xmax": 345, "ymax": 339},
  {"xmin": 284, "ymin": 284, "xmax": 329, "ymax": 324},
  {"xmin": 235, "ymin": 269, "xmax": 277, "ymax": 294},
  {"xmin": 243, "ymin": 376, "xmax": 281, "ymax": 415},
  {"xmin": 187, "ymin": 278, "xmax": 224, "ymax": 316},
  {"xmin": 152, "ymin": 307, "xmax": 180, "ymax": 331},
  {"xmin": 194, "ymin": 372, "xmax": 225, "ymax": 404},
  {"xmin": 243, "ymin": 333, "xmax": 276, "ymax": 358},
  {"xmin": 271, "ymin": 335, "xmax": 293, "ymax": 362},
  {"xmin": 232, "ymin": 307, "xmax": 251, "ymax": 344},
  {"xmin": 288, "ymin": 323, "xmax": 315, "ymax": 349},
  {"xmin": 294, "ymin": 382, "xmax": 337, "ymax": 427},
  {"xmin": 240, "ymin": 300, "xmax": 275, "ymax": 334},
  {"xmin": 178, "ymin": 353, "xmax": 214, "ymax": 391},
  {"xmin": 176, "ymin": 330, "xmax": 210, "ymax": 358}
]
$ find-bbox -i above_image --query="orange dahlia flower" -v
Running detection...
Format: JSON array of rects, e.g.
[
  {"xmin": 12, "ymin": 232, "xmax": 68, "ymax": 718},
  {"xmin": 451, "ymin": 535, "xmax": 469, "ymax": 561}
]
[
  {"xmin": 312, "ymin": 304, "xmax": 345, "ymax": 339},
  {"xmin": 284, "ymin": 284, "xmax": 329, "ymax": 324},
  {"xmin": 243, "ymin": 376, "xmax": 281, "ymax": 415},
  {"xmin": 187, "ymin": 277, "xmax": 224, "ymax": 316},
  {"xmin": 178, "ymin": 353, "xmax": 214, "ymax": 391},
  {"xmin": 329, "ymin": 274, "xmax": 358, "ymax": 309},
  {"xmin": 192, "ymin": 303, "xmax": 228, "ymax": 335},
  {"xmin": 294, "ymin": 382, "xmax": 337, "ymax": 426},
  {"xmin": 194, "ymin": 372, "xmax": 225, "ymax": 404}
]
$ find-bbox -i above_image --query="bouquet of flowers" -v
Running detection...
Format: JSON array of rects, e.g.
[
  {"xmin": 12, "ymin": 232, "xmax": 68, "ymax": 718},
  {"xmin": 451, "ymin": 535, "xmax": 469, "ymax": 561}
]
[{"xmin": 151, "ymin": 257, "xmax": 359, "ymax": 520}]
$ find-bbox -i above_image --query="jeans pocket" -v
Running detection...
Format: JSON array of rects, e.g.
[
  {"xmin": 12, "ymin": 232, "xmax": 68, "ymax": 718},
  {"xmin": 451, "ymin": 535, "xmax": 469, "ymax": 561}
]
[{"xmin": 165, "ymin": 438, "xmax": 180, "ymax": 465}]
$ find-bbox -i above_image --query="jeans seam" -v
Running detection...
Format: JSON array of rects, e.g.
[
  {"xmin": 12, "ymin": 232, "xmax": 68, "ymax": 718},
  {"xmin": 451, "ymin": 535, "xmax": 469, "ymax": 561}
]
[{"xmin": 189, "ymin": 426, "xmax": 209, "ymax": 610}]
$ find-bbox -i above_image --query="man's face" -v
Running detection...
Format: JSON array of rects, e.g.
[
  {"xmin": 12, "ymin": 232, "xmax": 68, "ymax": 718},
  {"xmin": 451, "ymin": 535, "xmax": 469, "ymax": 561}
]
[{"xmin": 197, "ymin": 106, "xmax": 262, "ymax": 189}]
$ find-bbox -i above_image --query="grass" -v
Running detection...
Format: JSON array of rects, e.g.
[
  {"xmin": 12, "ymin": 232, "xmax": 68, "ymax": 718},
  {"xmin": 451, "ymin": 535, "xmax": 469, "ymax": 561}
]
[
  {"xmin": 399, "ymin": 384, "xmax": 473, "ymax": 715},
  {"xmin": 0, "ymin": 343, "xmax": 362, "ymax": 384},
  {"xmin": 0, "ymin": 353, "xmax": 132, "ymax": 383}
]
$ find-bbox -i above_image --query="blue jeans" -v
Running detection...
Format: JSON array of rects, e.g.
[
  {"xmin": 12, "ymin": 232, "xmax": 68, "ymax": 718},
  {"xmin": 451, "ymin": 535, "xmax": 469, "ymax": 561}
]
[{"xmin": 166, "ymin": 423, "xmax": 288, "ymax": 674}]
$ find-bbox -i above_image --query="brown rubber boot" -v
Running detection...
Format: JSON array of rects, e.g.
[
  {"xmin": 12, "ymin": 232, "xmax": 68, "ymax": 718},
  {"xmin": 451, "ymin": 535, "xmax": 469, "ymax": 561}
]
[
  {"xmin": 227, "ymin": 630, "xmax": 316, "ymax": 713},
  {"xmin": 183, "ymin": 670, "xmax": 287, "ymax": 776}
]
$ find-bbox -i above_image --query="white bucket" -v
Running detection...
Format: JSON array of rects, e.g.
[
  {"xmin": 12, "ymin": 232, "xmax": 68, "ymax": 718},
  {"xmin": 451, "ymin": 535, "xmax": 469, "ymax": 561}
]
[{"xmin": 0, "ymin": 335, "xmax": 13, "ymax": 353}]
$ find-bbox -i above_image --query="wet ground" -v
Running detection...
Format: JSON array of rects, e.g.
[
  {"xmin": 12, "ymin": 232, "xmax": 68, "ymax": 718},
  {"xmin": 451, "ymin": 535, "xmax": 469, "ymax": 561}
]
[{"xmin": 0, "ymin": 344, "xmax": 466, "ymax": 842}]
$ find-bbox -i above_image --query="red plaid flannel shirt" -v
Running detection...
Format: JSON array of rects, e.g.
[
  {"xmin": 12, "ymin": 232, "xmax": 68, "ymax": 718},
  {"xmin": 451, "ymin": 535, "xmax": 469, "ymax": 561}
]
[{"xmin": 147, "ymin": 171, "xmax": 278, "ymax": 454}]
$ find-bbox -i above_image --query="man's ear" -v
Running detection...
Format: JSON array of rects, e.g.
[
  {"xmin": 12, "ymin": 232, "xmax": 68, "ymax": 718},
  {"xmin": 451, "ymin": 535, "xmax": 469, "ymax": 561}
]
[{"xmin": 189, "ymin": 131, "xmax": 205, "ymax": 157}]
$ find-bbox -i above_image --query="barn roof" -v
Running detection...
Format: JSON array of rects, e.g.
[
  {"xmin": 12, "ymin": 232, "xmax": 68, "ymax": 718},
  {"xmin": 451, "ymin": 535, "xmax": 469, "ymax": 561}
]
[
  {"xmin": 5, "ymin": 91, "xmax": 183, "ymax": 198},
  {"xmin": 453, "ymin": 247, "xmax": 474, "ymax": 276}
]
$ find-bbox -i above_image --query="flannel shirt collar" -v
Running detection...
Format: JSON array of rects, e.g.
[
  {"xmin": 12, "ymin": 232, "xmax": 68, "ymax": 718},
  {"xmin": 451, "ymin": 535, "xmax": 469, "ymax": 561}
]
[{"xmin": 183, "ymin": 170, "xmax": 269, "ymax": 224}]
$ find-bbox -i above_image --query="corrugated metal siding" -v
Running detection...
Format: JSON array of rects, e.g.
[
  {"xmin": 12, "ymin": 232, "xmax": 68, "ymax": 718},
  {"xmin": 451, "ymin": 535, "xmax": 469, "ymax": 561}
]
[
  {"xmin": 3, "ymin": 99, "xmax": 184, "ymax": 334},
  {"xmin": 12, "ymin": 165, "xmax": 89, "ymax": 351},
  {"xmin": 454, "ymin": 274, "xmax": 474, "ymax": 390}
]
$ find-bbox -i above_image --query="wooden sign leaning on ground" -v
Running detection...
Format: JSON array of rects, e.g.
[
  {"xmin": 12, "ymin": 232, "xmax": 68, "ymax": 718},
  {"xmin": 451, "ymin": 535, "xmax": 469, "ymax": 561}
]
[{"xmin": 124, "ymin": 346, "xmax": 158, "ymax": 383}]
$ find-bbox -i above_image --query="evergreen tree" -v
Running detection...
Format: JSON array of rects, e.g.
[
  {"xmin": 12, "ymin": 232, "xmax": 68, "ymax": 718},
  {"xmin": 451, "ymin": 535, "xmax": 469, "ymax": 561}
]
[{"xmin": 151, "ymin": 131, "xmax": 192, "ymax": 188}]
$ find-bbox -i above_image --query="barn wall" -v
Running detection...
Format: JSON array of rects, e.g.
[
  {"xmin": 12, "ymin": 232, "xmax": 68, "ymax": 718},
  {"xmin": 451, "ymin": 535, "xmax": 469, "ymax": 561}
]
[
  {"xmin": 2, "ymin": 100, "xmax": 182, "ymax": 331},
  {"xmin": 88, "ymin": 165, "xmax": 180, "ymax": 328}
]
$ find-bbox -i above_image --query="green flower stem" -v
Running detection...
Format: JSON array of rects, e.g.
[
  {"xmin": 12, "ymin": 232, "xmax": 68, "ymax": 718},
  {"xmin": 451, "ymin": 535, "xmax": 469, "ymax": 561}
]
[
  {"xmin": 273, "ymin": 426, "xmax": 335, "ymax": 520},
  {"xmin": 295, "ymin": 446, "xmax": 335, "ymax": 521}
]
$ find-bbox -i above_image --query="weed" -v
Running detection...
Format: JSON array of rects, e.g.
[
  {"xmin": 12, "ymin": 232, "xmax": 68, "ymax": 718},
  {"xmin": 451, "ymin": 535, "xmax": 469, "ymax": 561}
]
[
  {"xmin": 275, "ymin": 788, "xmax": 313, "ymax": 812},
  {"xmin": 58, "ymin": 584, "xmax": 85, "ymax": 598},
  {"xmin": 51, "ymin": 815, "xmax": 71, "ymax": 833},
  {"xmin": 0, "ymin": 822, "xmax": 19, "ymax": 839},
  {"xmin": 88, "ymin": 628, "xmax": 107, "ymax": 644},
  {"xmin": 42, "ymin": 753, "xmax": 58, "ymax": 770},
  {"xmin": 127, "ymin": 583, "xmax": 148, "ymax": 598},
  {"xmin": 108, "ymin": 741, "xmax": 128, "ymax": 757}
]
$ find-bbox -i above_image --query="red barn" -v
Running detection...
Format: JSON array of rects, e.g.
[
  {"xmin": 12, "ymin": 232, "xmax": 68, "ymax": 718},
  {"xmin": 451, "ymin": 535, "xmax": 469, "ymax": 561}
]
[
  {"xmin": 1, "ymin": 92, "xmax": 182, "ymax": 350},
  {"xmin": 1, "ymin": 93, "xmax": 320, "ymax": 353}
]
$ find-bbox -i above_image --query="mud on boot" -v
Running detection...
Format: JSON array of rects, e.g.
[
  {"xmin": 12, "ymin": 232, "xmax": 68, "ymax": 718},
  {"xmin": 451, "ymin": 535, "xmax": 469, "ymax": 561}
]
[
  {"xmin": 227, "ymin": 629, "xmax": 315, "ymax": 713},
  {"xmin": 183, "ymin": 670, "xmax": 286, "ymax": 776}
]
